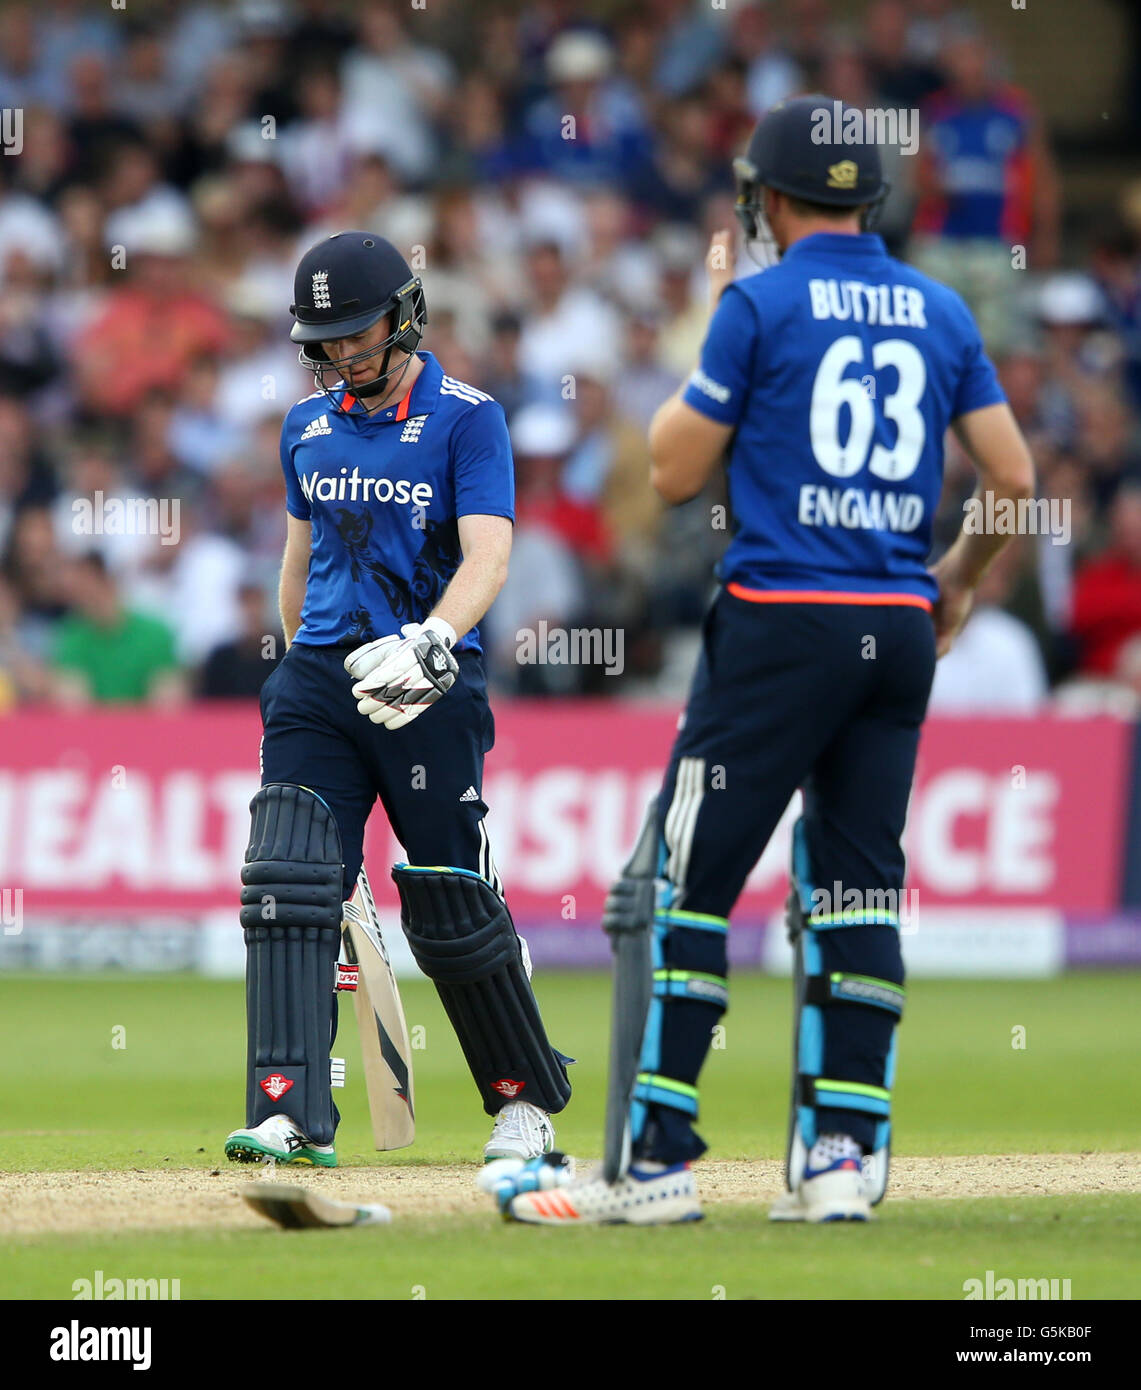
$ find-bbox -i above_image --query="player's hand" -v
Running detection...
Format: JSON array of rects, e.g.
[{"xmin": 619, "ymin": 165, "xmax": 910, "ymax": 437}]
[
  {"xmin": 344, "ymin": 617, "xmax": 458, "ymax": 730},
  {"xmin": 707, "ymin": 229, "xmax": 735, "ymax": 311},
  {"xmin": 929, "ymin": 561, "xmax": 974, "ymax": 659}
]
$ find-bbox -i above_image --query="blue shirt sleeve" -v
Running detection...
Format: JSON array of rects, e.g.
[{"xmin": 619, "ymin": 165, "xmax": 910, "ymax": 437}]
[
  {"xmin": 280, "ymin": 418, "xmax": 311, "ymax": 521},
  {"xmin": 949, "ymin": 292, "xmax": 1007, "ymax": 420},
  {"xmin": 681, "ymin": 284, "xmax": 759, "ymax": 427},
  {"xmin": 451, "ymin": 400, "xmax": 515, "ymax": 521}
]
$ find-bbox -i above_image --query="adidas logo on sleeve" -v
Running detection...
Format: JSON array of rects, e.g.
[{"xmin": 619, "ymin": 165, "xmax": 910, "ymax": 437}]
[{"xmin": 300, "ymin": 413, "xmax": 333, "ymax": 440}]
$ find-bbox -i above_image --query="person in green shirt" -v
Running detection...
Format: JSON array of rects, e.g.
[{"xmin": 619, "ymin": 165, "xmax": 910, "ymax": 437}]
[{"xmin": 52, "ymin": 552, "xmax": 185, "ymax": 705}]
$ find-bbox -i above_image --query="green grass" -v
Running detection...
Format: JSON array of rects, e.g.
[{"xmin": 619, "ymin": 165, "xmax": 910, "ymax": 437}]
[
  {"xmin": 1, "ymin": 972, "xmax": 1136, "ymax": 1168},
  {"xmin": 1, "ymin": 972, "xmax": 1138, "ymax": 1299},
  {"xmin": 5, "ymin": 1196, "xmax": 1138, "ymax": 1301}
]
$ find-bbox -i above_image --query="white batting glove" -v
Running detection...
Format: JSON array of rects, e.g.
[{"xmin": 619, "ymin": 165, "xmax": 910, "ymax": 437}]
[{"xmin": 344, "ymin": 617, "xmax": 458, "ymax": 730}]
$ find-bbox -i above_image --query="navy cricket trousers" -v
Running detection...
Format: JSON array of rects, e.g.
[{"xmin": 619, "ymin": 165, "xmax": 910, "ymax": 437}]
[
  {"xmin": 258, "ymin": 642, "xmax": 499, "ymax": 899},
  {"xmin": 636, "ymin": 589, "xmax": 937, "ymax": 1162}
]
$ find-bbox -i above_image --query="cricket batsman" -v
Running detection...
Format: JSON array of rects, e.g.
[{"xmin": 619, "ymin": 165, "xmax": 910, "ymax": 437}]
[
  {"xmin": 225, "ymin": 232, "xmax": 571, "ymax": 1168},
  {"xmin": 506, "ymin": 96, "xmax": 1034, "ymax": 1223}
]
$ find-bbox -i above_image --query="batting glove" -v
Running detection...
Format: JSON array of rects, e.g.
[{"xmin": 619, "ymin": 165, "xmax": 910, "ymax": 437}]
[{"xmin": 344, "ymin": 617, "xmax": 458, "ymax": 730}]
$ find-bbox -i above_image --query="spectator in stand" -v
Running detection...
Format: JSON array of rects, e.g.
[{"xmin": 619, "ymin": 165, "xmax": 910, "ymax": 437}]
[
  {"xmin": 516, "ymin": 238, "xmax": 622, "ymax": 385},
  {"xmin": 0, "ymin": 396, "xmax": 56, "ymax": 557},
  {"xmin": 117, "ymin": 19, "xmax": 174, "ymax": 129},
  {"xmin": 905, "ymin": 0, "xmax": 973, "ymax": 67},
  {"xmin": 1090, "ymin": 221, "xmax": 1141, "ymax": 415},
  {"xmin": 124, "ymin": 500, "xmax": 244, "ymax": 668},
  {"xmin": 5, "ymin": 507, "xmax": 65, "ymax": 653},
  {"xmin": 64, "ymin": 53, "xmax": 140, "ymax": 185},
  {"xmin": 51, "ymin": 551, "xmax": 183, "ymax": 706},
  {"xmin": 565, "ymin": 363, "xmax": 664, "ymax": 663},
  {"xmin": 650, "ymin": 0, "xmax": 727, "ymax": 100},
  {"xmin": 485, "ymin": 405, "xmax": 593, "ymax": 696},
  {"xmin": 0, "ymin": 163, "xmax": 66, "ymax": 289},
  {"xmin": 578, "ymin": 188, "xmax": 659, "ymax": 310},
  {"xmin": 0, "ymin": 5, "xmax": 47, "ymax": 111},
  {"xmin": 928, "ymin": 543, "xmax": 1049, "ymax": 713},
  {"xmin": 1070, "ymin": 483, "xmax": 1141, "ymax": 683},
  {"xmin": 127, "ymin": 394, "xmax": 205, "ymax": 508},
  {"xmin": 864, "ymin": 0, "xmax": 943, "ymax": 109},
  {"xmin": 51, "ymin": 432, "xmax": 136, "ymax": 572},
  {"xmin": 168, "ymin": 354, "xmax": 247, "ymax": 477},
  {"xmin": 10, "ymin": 102, "xmax": 70, "ymax": 205},
  {"xmin": 523, "ymin": 29, "xmax": 652, "ymax": 186},
  {"xmin": 476, "ymin": 312, "xmax": 544, "ymax": 423},
  {"xmin": 339, "ymin": 3, "xmax": 452, "ymax": 183},
  {"xmin": 198, "ymin": 581, "xmax": 280, "ymax": 698},
  {"xmin": 783, "ymin": 0, "xmax": 834, "ymax": 81},
  {"xmin": 630, "ymin": 93, "xmax": 731, "ymax": 224},
  {"xmin": 101, "ymin": 140, "xmax": 193, "ymax": 254},
  {"xmin": 655, "ymin": 225, "xmax": 708, "ymax": 378},
  {"xmin": 37, "ymin": 0, "xmax": 121, "ymax": 109},
  {"xmin": 278, "ymin": 65, "xmax": 355, "ymax": 218},
  {"xmin": 1072, "ymin": 380, "xmax": 1141, "ymax": 515},
  {"xmin": 439, "ymin": 72, "xmax": 522, "ymax": 186},
  {"xmin": 909, "ymin": 25, "xmax": 1060, "ymax": 353},
  {"xmin": 72, "ymin": 208, "xmax": 229, "ymax": 420},
  {"xmin": 730, "ymin": 1, "xmax": 802, "ymax": 118},
  {"xmin": 213, "ymin": 279, "xmax": 308, "ymax": 433},
  {"xmin": 703, "ymin": 57, "xmax": 754, "ymax": 165},
  {"xmin": 512, "ymin": 402, "xmax": 611, "ymax": 569},
  {"xmin": 0, "ymin": 258, "xmax": 61, "ymax": 405},
  {"xmin": 0, "ymin": 572, "xmax": 49, "ymax": 705},
  {"xmin": 619, "ymin": 310, "xmax": 681, "ymax": 431}
]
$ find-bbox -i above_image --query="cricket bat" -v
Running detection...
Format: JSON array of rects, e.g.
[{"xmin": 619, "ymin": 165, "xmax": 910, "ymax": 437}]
[
  {"xmin": 244, "ymin": 1183, "xmax": 392, "ymax": 1229},
  {"xmin": 340, "ymin": 867, "xmax": 415, "ymax": 1150}
]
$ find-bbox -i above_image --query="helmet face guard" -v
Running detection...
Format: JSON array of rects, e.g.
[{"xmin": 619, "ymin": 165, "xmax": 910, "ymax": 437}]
[
  {"xmin": 733, "ymin": 156, "xmax": 781, "ymax": 267},
  {"xmin": 291, "ymin": 276, "xmax": 427, "ymax": 404}
]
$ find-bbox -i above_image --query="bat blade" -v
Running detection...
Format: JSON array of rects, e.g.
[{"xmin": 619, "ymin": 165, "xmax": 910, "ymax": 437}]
[
  {"xmin": 243, "ymin": 1183, "xmax": 391, "ymax": 1229},
  {"xmin": 344, "ymin": 869, "xmax": 415, "ymax": 1150}
]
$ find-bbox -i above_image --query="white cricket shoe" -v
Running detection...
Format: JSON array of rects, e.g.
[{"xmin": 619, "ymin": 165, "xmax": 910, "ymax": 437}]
[
  {"xmin": 225, "ymin": 1113, "xmax": 337, "ymax": 1168},
  {"xmin": 508, "ymin": 1161, "xmax": 702, "ymax": 1225},
  {"xmin": 483, "ymin": 1100, "xmax": 555, "ymax": 1162},
  {"xmin": 769, "ymin": 1134, "xmax": 871, "ymax": 1223}
]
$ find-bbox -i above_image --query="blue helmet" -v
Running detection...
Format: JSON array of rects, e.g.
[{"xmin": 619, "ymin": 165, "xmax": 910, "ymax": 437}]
[
  {"xmin": 733, "ymin": 94, "xmax": 889, "ymax": 243},
  {"xmin": 290, "ymin": 231, "xmax": 426, "ymax": 402}
]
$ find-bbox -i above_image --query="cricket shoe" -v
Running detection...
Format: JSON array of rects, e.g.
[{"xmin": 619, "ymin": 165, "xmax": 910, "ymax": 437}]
[
  {"xmin": 224, "ymin": 1114, "xmax": 337, "ymax": 1168},
  {"xmin": 769, "ymin": 1135, "xmax": 871, "ymax": 1223},
  {"xmin": 507, "ymin": 1160, "xmax": 702, "ymax": 1225},
  {"xmin": 483, "ymin": 1100, "xmax": 555, "ymax": 1163}
]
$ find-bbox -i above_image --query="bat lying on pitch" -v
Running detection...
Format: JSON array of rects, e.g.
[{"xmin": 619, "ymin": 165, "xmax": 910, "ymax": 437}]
[
  {"xmin": 244, "ymin": 1183, "xmax": 392, "ymax": 1229},
  {"xmin": 339, "ymin": 866, "xmax": 415, "ymax": 1150}
]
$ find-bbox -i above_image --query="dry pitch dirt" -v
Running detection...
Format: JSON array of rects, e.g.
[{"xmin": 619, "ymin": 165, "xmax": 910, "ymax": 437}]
[{"xmin": 2, "ymin": 1154, "xmax": 1138, "ymax": 1236}]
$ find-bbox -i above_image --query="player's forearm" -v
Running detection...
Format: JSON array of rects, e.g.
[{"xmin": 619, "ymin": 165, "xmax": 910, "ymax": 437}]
[
  {"xmin": 279, "ymin": 570, "xmax": 306, "ymax": 647},
  {"xmin": 942, "ymin": 404, "xmax": 1036, "ymax": 589},
  {"xmin": 649, "ymin": 394, "xmax": 726, "ymax": 504},
  {"xmin": 430, "ymin": 548, "xmax": 509, "ymax": 644},
  {"xmin": 937, "ymin": 491, "xmax": 1020, "ymax": 591}
]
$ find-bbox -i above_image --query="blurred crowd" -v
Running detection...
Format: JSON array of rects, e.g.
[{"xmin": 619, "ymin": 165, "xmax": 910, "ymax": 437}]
[{"xmin": 0, "ymin": 0, "xmax": 1139, "ymax": 712}]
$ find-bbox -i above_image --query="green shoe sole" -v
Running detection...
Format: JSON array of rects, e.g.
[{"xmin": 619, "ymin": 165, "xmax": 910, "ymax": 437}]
[{"xmin": 224, "ymin": 1137, "xmax": 338, "ymax": 1168}]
